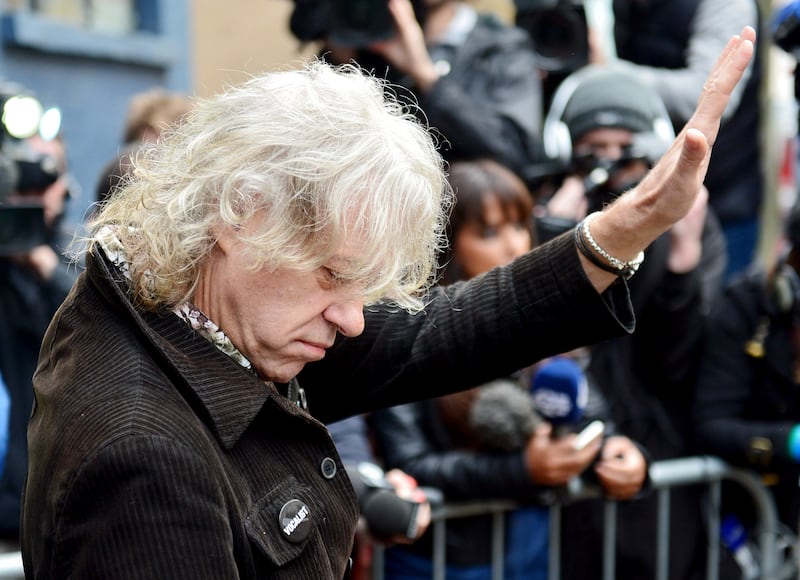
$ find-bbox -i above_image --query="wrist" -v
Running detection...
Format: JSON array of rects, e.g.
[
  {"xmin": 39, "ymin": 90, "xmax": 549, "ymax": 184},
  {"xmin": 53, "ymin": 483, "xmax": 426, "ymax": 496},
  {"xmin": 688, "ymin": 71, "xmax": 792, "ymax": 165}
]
[{"xmin": 575, "ymin": 212, "xmax": 645, "ymax": 280}]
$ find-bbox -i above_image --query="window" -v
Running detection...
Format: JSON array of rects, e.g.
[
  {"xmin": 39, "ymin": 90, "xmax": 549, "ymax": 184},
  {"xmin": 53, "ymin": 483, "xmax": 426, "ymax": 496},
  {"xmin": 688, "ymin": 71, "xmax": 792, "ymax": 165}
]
[
  {"xmin": 1, "ymin": 0, "xmax": 174, "ymax": 67},
  {"xmin": 6, "ymin": 0, "xmax": 147, "ymax": 35}
]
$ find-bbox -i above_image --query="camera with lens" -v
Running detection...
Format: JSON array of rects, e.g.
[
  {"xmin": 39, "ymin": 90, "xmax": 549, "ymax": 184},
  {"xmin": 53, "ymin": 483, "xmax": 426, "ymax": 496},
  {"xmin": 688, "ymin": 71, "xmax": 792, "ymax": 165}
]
[
  {"xmin": 534, "ymin": 149, "xmax": 650, "ymax": 243},
  {"xmin": 514, "ymin": 0, "xmax": 589, "ymax": 107},
  {"xmin": 329, "ymin": 0, "xmax": 394, "ymax": 48},
  {"xmin": 345, "ymin": 462, "xmax": 442, "ymax": 542},
  {"xmin": 289, "ymin": 0, "xmax": 427, "ymax": 48},
  {"xmin": 0, "ymin": 82, "xmax": 63, "ymax": 256},
  {"xmin": 571, "ymin": 147, "xmax": 649, "ymax": 201},
  {"xmin": 514, "ymin": 0, "xmax": 588, "ymax": 74}
]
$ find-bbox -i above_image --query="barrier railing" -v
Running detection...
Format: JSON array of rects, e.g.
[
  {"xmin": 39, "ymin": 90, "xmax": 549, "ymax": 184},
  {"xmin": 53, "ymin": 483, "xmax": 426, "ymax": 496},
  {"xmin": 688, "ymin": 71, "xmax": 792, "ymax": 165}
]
[
  {"xmin": 371, "ymin": 456, "xmax": 799, "ymax": 580},
  {"xmin": 1, "ymin": 456, "xmax": 794, "ymax": 579}
]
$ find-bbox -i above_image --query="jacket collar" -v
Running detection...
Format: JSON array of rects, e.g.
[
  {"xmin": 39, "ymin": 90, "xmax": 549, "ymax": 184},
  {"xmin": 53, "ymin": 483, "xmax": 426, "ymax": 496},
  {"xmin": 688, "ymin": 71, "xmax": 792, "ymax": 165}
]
[{"xmin": 85, "ymin": 248, "xmax": 297, "ymax": 449}]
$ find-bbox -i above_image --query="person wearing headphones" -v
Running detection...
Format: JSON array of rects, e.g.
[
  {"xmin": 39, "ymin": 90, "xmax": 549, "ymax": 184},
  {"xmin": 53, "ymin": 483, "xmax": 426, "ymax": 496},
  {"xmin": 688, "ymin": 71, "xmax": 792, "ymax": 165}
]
[
  {"xmin": 535, "ymin": 63, "xmax": 727, "ymax": 579},
  {"xmin": 537, "ymin": 62, "xmax": 727, "ymax": 309},
  {"xmin": 693, "ymin": 203, "xmax": 800, "ymax": 540}
]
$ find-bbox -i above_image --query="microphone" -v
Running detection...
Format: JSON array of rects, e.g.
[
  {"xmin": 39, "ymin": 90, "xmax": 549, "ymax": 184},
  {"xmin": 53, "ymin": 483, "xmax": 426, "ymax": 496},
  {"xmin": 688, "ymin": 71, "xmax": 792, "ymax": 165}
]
[
  {"xmin": 345, "ymin": 462, "xmax": 440, "ymax": 542},
  {"xmin": 530, "ymin": 357, "xmax": 588, "ymax": 437},
  {"xmin": 469, "ymin": 378, "xmax": 542, "ymax": 451}
]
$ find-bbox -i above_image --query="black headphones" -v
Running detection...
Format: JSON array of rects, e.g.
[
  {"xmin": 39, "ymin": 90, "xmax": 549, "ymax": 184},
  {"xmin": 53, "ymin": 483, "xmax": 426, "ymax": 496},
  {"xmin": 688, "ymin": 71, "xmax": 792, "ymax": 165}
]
[{"xmin": 542, "ymin": 64, "xmax": 675, "ymax": 166}]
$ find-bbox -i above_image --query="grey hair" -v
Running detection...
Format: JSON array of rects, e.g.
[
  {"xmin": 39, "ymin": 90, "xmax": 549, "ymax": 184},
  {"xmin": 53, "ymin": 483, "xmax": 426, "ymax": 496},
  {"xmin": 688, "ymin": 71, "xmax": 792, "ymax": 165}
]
[{"xmin": 87, "ymin": 60, "xmax": 452, "ymax": 313}]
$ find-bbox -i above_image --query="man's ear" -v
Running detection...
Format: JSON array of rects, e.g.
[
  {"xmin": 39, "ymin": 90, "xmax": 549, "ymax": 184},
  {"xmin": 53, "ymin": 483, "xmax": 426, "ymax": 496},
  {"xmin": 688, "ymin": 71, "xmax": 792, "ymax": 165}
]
[{"xmin": 213, "ymin": 223, "xmax": 240, "ymax": 256}]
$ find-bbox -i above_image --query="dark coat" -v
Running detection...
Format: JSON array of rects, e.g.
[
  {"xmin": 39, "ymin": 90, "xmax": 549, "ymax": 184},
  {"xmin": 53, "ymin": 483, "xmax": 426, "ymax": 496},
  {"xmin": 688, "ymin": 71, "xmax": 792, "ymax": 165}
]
[
  {"xmin": 336, "ymin": 11, "xmax": 543, "ymax": 180},
  {"xmin": 693, "ymin": 268, "xmax": 800, "ymax": 530},
  {"xmin": 415, "ymin": 12, "xmax": 543, "ymax": 178},
  {"xmin": 0, "ymin": 227, "xmax": 78, "ymax": 537},
  {"xmin": 21, "ymin": 232, "xmax": 631, "ymax": 579}
]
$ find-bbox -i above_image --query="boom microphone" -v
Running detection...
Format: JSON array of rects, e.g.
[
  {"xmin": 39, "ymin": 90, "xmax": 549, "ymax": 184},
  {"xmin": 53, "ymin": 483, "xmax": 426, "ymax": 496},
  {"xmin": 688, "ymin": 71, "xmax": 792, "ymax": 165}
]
[
  {"xmin": 530, "ymin": 357, "xmax": 588, "ymax": 437},
  {"xmin": 469, "ymin": 379, "xmax": 542, "ymax": 451}
]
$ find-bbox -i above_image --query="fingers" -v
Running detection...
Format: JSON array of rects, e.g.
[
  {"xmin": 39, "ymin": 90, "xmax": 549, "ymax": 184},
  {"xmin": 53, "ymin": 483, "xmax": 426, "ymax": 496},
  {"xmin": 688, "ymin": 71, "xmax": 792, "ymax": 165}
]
[
  {"xmin": 387, "ymin": 0, "xmax": 415, "ymax": 22},
  {"xmin": 595, "ymin": 437, "xmax": 647, "ymax": 499},
  {"xmin": 525, "ymin": 427, "xmax": 601, "ymax": 486},
  {"xmin": 384, "ymin": 469, "xmax": 421, "ymax": 501},
  {"xmin": 688, "ymin": 27, "xmax": 755, "ymax": 146}
]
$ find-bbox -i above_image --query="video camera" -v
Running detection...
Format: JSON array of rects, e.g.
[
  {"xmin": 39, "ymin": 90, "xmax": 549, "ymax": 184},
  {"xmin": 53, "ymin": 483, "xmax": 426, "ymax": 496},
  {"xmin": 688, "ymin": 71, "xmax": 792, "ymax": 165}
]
[
  {"xmin": 571, "ymin": 147, "xmax": 650, "ymax": 199},
  {"xmin": 346, "ymin": 462, "xmax": 442, "ymax": 542},
  {"xmin": 0, "ymin": 83, "xmax": 62, "ymax": 256},
  {"xmin": 289, "ymin": 0, "xmax": 426, "ymax": 48},
  {"xmin": 514, "ymin": 0, "xmax": 589, "ymax": 108},
  {"xmin": 534, "ymin": 150, "xmax": 650, "ymax": 243},
  {"xmin": 514, "ymin": 0, "xmax": 589, "ymax": 74}
]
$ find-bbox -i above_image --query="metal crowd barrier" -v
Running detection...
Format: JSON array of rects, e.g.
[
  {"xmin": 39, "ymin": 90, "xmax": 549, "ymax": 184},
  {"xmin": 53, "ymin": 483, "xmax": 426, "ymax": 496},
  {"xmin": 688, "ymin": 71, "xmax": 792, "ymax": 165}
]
[
  {"xmin": 371, "ymin": 456, "xmax": 799, "ymax": 580},
  {"xmin": 0, "ymin": 456, "xmax": 793, "ymax": 579}
]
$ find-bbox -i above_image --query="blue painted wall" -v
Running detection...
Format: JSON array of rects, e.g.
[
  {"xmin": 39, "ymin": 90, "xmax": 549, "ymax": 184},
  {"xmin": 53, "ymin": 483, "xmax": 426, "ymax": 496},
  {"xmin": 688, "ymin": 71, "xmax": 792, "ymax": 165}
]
[{"xmin": 0, "ymin": 1, "xmax": 192, "ymax": 227}]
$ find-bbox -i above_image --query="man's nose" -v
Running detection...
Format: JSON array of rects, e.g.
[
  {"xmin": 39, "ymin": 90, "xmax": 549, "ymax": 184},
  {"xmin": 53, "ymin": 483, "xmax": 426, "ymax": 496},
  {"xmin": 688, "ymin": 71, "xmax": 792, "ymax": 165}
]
[{"xmin": 324, "ymin": 297, "xmax": 366, "ymax": 337}]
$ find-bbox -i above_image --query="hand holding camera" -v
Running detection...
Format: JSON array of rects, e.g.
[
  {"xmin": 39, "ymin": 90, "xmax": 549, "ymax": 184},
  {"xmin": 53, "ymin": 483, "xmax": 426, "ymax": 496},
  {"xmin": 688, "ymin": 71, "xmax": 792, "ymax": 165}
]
[{"xmin": 346, "ymin": 462, "xmax": 441, "ymax": 544}]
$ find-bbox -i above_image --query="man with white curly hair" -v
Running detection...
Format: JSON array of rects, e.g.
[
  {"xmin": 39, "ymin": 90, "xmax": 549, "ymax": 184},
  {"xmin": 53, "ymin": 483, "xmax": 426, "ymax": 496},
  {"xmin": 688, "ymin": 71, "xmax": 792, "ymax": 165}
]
[{"xmin": 21, "ymin": 27, "xmax": 753, "ymax": 579}]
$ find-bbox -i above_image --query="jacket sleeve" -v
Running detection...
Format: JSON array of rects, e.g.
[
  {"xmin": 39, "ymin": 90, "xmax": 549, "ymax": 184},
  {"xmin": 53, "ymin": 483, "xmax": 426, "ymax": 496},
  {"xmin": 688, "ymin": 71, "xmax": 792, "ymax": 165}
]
[
  {"xmin": 634, "ymin": 268, "xmax": 705, "ymax": 396},
  {"xmin": 301, "ymin": 232, "xmax": 634, "ymax": 423},
  {"xmin": 369, "ymin": 403, "xmax": 542, "ymax": 502}
]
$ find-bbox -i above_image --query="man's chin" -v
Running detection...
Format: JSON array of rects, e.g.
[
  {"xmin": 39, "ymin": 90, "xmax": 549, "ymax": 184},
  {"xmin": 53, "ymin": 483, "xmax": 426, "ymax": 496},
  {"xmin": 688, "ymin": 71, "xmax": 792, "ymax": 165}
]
[{"xmin": 260, "ymin": 361, "xmax": 308, "ymax": 384}]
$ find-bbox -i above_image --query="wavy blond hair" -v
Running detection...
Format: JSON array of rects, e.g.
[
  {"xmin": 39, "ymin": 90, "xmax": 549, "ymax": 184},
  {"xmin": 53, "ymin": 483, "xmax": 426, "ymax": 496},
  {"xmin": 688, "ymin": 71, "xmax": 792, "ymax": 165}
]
[{"xmin": 88, "ymin": 61, "xmax": 451, "ymax": 313}]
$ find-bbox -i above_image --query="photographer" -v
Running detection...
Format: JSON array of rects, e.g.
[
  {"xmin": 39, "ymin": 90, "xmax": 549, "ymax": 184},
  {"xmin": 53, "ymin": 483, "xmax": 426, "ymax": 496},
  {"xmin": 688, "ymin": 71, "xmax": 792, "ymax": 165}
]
[
  {"xmin": 290, "ymin": 0, "xmax": 544, "ymax": 185},
  {"xmin": 536, "ymin": 64, "xmax": 726, "ymax": 579},
  {"xmin": 0, "ymin": 116, "xmax": 79, "ymax": 546}
]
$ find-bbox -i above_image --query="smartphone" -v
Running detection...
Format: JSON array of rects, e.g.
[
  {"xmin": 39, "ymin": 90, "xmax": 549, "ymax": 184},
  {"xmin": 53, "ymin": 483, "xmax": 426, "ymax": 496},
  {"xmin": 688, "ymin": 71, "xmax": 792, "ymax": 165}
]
[{"xmin": 573, "ymin": 420, "xmax": 605, "ymax": 451}]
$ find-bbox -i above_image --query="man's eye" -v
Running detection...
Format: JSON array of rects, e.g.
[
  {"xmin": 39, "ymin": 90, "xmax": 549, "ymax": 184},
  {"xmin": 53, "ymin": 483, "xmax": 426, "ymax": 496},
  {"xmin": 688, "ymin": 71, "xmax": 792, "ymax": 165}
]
[
  {"xmin": 481, "ymin": 227, "xmax": 499, "ymax": 239},
  {"xmin": 322, "ymin": 267, "xmax": 348, "ymax": 286}
]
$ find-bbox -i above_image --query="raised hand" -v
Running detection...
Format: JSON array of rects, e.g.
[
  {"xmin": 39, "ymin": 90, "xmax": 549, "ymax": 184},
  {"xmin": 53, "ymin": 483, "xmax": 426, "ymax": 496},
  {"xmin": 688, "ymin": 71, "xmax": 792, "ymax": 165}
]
[
  {"xmin": 369, "ymin": 0, "xmax": 440, "ymax": 92},
  {"xmin": 580, "ymin": 28, "xmax": 756, "ymax": 290}
]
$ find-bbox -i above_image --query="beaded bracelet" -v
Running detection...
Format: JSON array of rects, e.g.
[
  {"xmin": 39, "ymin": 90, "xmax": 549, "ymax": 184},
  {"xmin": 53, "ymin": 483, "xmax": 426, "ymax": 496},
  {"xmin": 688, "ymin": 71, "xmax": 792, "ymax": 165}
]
[{"xmin": 574, "ymin": 211, "xmax": 645, "ymax": 280}]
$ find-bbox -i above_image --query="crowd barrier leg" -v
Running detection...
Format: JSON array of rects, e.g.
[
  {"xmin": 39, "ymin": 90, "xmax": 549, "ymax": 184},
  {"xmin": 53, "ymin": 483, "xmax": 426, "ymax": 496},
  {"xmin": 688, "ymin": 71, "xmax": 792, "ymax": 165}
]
[
  {"xmin": 548, "ymin": 503, "xmax": 560, "ymax": 580},
  {"xmin": 654, "ymin": 488, "xmax": 670, "ymax": 580},
  {"xmin": 603, "ymin": 500, "xmax": 616, "ymax": 580}
]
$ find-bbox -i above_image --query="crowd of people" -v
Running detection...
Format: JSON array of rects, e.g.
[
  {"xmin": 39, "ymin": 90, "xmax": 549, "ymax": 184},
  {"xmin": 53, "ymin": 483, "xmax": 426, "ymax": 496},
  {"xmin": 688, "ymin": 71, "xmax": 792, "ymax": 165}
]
[{"xmin": 0, "ymin": 0, "xmax": 795, "ymax": 578}]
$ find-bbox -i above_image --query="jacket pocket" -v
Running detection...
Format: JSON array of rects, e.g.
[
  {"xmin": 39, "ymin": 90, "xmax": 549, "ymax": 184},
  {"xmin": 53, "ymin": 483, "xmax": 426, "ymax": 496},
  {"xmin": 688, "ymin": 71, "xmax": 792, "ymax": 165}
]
[{"xmin": 244, "ymin": 475, "xmax": 325, "ymax": 568}]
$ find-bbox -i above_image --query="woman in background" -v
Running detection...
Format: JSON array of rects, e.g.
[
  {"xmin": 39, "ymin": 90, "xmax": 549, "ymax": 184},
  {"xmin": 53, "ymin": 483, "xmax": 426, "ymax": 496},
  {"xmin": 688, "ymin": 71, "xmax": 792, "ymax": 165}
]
[{"xmin": 370, "ymin": 159, "xmax": 646, "ymax": 580}]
